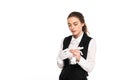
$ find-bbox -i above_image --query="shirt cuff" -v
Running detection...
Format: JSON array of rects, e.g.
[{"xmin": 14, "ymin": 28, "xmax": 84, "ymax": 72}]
[
  {"xmin": 77, "ymin": 56, "xmax": 86, "ymax": 66},
  {"xmin": 57, "ymin": 58, "xmax": 64, "ymax": 68}
]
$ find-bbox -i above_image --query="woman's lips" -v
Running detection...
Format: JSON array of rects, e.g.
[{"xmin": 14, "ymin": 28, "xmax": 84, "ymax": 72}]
[{"xmin": 71, "ymin": 30, "xmax": 76, "ymax": 33}]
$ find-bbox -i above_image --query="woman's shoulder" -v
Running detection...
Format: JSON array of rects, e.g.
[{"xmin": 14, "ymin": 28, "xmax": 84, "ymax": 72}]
[{"xmin": 89, "ymin": 38, "xmax": 96, "ymax": 47}]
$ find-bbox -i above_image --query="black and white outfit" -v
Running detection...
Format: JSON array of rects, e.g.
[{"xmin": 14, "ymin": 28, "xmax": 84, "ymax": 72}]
[{"xmin": 57, "ymin": 32, "xmax": 96, "ymax": 80}]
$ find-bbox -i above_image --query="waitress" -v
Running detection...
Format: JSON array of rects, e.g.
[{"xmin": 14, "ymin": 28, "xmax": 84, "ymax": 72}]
[{"xmin": 57, "ymin": 11, "xmax": 96, "ymax": 80}]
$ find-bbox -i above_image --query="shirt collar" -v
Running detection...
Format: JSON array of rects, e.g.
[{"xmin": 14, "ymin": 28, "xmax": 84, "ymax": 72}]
[{"xmin": 71, "ymin": 32, "xmax": 84, "ymax": 43}]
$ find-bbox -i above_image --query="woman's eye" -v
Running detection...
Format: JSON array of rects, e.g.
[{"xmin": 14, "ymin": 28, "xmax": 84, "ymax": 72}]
[
  {"xmin": 74, "ymin": 23, "xmax": 78, "ymax": 26},
  {"xmin": 68, "ymin": 24, "xmax": 71, "ymax": 27}
]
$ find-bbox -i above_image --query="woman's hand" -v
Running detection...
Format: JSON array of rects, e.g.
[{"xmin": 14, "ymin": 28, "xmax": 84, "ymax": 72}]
[{"xmin": 69, "ymin": 49, "xmax": 81, "ymax": 61}]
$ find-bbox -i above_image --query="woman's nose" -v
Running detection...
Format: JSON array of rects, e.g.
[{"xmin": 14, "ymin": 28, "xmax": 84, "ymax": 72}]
[{"xmin": 71, "ymin": 26, "xmax": 75, "ymax": 30}]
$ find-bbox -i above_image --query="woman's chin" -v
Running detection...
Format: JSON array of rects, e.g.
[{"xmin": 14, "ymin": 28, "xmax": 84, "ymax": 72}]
[
  {"xmin": 72, "ymin": 33, "xmax": 77, "ymax": 36},
  {"xmin": 72, "ymin": 34, "xmax": 77, "ymax": 37}
]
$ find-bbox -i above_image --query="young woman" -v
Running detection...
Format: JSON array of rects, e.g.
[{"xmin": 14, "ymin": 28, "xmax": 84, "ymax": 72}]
[{"xmin": 57, "ymin": 11, "xmax": 96, "ymax": 80}]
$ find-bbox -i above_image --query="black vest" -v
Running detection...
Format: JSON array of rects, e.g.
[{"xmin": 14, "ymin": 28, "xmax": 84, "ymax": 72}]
[{"xmin": 59, "ymin": 33, "xmax": 92, "ymax": 80}]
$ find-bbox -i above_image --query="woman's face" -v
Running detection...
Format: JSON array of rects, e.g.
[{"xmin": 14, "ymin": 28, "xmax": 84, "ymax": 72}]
[{"xmin": 67, "ymin": 17, "xmax": 84, "ymax": 38}]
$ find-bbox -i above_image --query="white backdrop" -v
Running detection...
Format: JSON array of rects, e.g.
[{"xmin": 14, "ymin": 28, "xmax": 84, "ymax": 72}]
[{"xmin": 0, "ymin": 0, "xmax": 120, "ymax": 80}]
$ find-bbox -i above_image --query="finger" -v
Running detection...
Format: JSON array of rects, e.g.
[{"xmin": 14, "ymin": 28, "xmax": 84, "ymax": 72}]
[
  {"xmin": 69, "ymin": 49, "xmax": 74, "ymax": 53},
  {"xmin": 69, "ymin": 50, "xmax": 73, "ymax": 53}
]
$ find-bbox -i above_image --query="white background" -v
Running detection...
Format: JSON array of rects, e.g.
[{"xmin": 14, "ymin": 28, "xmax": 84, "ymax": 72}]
[{"xmin": 0, "ymin": 0, "xmax": 120, "ymax": 80}]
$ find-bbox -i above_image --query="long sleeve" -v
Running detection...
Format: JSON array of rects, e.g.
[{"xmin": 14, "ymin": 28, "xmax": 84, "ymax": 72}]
[
  {"xmin": 57, "ymin": 39, "xmax": 64, "ymax": 69},
  {"xmin": 77, "ymin": 39, "xmax": 96, "ymax": 73}
]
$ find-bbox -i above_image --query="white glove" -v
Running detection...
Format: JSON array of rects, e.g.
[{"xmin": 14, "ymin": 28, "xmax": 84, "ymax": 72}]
[
  {"xmin": 70, "ymin": 47, "xmax": 84, "ymax": 64},
  {"xmin": 70, "ymin": 57, "xmax": 77, "ymax": 64},
  {"xmin": 76, "ymin": 47, "xmax": 84, "ymax": 55},
  {"xmin": 59, "ymin": 48, "xmax": 73, "ymax": 60},
  {"xmin": 59, "ymin": 47, "xmax": 84, "ymax": 61}
]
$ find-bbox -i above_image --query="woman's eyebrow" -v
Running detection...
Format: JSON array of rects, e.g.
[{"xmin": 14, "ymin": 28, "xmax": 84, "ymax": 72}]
[
  {"xmin": 68, "ymin": 22, "xmax": 70, "ymax": 24},
  {"xmin": 73, "ymin": 21, "xmax": 78, "ymax": 24}
]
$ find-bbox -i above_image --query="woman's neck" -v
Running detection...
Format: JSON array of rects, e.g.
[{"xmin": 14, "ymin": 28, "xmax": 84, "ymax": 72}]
[{"xmin": 73, "ymin": 31, "xmax": 83, "ymax": 39}]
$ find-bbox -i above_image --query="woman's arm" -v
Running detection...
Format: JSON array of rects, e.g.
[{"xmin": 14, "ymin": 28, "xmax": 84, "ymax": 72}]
[
  {"xmin": 77, "ymin": 39, "xmax": 96, "ymax": 72},
  {"xmin": 56, "ymin": 39, "xmax": 64, "ymax": 69}
]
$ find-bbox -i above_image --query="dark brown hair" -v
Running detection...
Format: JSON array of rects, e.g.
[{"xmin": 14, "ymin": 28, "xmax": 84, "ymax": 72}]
[{"xmin": 67, "ymin": 11, "xmax": 88, "ymax": 34}]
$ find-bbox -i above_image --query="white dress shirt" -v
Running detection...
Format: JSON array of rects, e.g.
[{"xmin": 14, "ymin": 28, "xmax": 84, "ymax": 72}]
[{"xmin": 57, "ymin": 33, "xmax": 96, "ymax": 73}]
